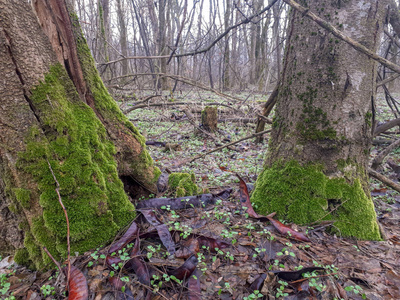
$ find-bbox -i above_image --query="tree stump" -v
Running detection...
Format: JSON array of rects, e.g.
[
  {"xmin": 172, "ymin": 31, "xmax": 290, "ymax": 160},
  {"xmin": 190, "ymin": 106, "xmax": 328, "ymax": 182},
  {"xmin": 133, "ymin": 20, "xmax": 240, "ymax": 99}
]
[{"xmin": 201, "ymin": 106, "xmax": 218, "ymax": 132}]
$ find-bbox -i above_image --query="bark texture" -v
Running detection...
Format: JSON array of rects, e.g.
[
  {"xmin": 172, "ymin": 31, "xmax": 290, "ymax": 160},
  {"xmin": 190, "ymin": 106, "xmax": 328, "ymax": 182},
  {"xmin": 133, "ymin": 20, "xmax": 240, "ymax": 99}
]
[
  {"xmin": 0, "ymin": 0, "xmax": 160, "ymax": 268},
  {"xmin": 201, "ymin": 107, "xmax": 218, "ymax": 132},
  {"xmin": 251, "ymin": 0, "xmax": 388, "ymax": 240}
]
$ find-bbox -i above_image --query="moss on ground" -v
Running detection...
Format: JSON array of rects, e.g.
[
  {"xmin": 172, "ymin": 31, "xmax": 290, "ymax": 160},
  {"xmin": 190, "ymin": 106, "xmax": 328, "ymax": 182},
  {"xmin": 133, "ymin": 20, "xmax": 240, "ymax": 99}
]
[
  {"xmin": 15, "ymin": 64, "xmax": 135, "ymax": 269},
  {"xmin": 250, "ymin": 160, "xmax": 381, "ymax": 240},
  {"xmin": 168, "ymin": 173, "xmax": 201, "ymax": 197}
]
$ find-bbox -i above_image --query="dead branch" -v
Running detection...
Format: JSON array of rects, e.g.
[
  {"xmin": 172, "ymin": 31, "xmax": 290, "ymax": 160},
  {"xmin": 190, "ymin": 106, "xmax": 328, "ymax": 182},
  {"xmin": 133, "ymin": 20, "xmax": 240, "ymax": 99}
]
[
  {"xmin": 374, "ymin": 118, "xmax": 400, "ymax": 136},
  {"xmin": 284, "ymin": 0, "xmax": 400, "ymax": 75},
  {"xmin": 47, "ymin": 160, "xmax": 71, "ymax": 292},
  {"xmin": 43, "ymin": 247, "xmax": 63, "ymax": 273},
  {"xmin": 368, "ymin": 168, "xmax": 400, "ymax": 193},
  {"xmin": 376, "ymin": 73, "xmax": 400, "ymax": 88},
  {"xmin": 371, "ymin": 138, "xmax": 400, "ymax": 169},
  {"xmin": 255, "ymin": 84, "xmax": 279, "ymax": 143},
  {"xmin": 177, "ymin": 129, "xmax": 271, "ymax": 167},
  {"xmin": 108, "ymin": 73, "xmax": 243, "ymax": 103},
  {"xmin": 123, "ymin": 101, "xmax": 241, "ymax": 114},
  {"xmin": 218, "ymin": 118, "xmax": 257, "ymax": 124}
]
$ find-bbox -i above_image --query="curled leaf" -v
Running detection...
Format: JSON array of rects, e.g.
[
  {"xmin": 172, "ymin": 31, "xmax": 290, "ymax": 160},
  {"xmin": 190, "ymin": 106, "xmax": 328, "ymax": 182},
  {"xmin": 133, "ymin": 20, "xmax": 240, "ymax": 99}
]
[
  {"xmin": 168, "ymin": 254, "xmax": 198, "ymax": 280},
  {"xmin": 250, "ymin": 273, "xmax": 267, "ymax": 291},
  {"xmin": 65, "ymin": 265, "xmax": 88, "ymax": 300},
  {"xmin": 236, "ymin": 174, "xmax": 260, "ymax": 218},
  {"xmin": 266, "ymin": 217, "xmax": 311, "ymax": 242},
  {"xmin": 140, "ymin": 209, "xmax": 176, "ymax": 254},
  {"xmin": 125, "ymin": 234, "xmax": 150, "ymax": 287},
  {"xmin": 272, "ymin": 267, "xmax": 324, "ymax": 281},
  {"xmin": 108, "ymin": 221, "xmax": 138, "ymax": 254}
]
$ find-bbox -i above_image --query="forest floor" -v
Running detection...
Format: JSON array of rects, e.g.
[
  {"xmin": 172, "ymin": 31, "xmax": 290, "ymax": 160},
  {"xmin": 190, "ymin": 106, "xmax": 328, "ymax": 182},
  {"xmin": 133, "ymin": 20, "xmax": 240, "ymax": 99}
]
[{"xmin": 1, "ymin": 91, "xmax": 400, "ymax": 300}]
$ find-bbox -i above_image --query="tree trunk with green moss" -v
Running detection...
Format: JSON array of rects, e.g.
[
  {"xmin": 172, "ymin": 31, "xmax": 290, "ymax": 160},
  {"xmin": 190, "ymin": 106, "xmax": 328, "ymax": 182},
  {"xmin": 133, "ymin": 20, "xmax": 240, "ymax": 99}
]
[
  {"xmin": 0, "ymin": 0, "xmax": 160, "ymax": 269},
  {"xmin": 251, "ymin": 0, "xmax": 388, "ymax": 240}
]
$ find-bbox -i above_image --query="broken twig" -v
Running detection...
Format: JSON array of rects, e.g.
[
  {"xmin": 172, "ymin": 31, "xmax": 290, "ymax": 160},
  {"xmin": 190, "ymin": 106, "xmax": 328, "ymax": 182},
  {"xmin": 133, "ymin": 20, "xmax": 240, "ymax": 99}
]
[
  {"xmin": 47, "ymin": 160, "xmax": 71, "ymax": 292},
  {"xmin": 368, "ymin": 167, "xmax": 400, "ymax": 193}
]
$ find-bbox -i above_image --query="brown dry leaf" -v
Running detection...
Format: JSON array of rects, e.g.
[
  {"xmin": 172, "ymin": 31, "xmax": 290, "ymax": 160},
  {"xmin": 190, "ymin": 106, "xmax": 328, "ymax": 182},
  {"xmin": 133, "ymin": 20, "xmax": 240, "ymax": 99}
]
[
  {"xmin": 88, "ymin": 278, "xmax": 102, "ymax": 292},
  {"xmin": 211, "ymin": 257, "xmax": 221, "ymax": 271},
  {"xmin": 176, "ymin": 238, "xmax": 200, "ymax": 259}
]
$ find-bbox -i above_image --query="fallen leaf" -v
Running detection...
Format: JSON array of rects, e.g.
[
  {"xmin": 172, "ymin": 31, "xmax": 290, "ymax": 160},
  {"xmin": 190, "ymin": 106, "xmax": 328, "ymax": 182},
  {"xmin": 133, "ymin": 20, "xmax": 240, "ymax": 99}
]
[
  {"xmin": 168, "ymin": 254, "xmax": 198, "ymax": 280},
  {"xmin": 187, "ymin": 269, "xmax": 202, "ymax": 300},
  {"xmin": 140, "ymin": 209, "xmax": 176, "ymax": 255},
  {"xmin": 108, "ymin": 221, "xmax": 138, "ymax": 254},
  {"xmin": 66, "ymin": 265, "xmax": 88, "ymax": 300}
]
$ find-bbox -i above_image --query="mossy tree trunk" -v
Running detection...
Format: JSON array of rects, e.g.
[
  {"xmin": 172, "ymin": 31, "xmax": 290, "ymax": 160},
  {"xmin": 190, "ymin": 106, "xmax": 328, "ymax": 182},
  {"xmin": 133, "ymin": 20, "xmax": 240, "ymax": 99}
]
[
  {"xmin": 0, "ymin": 0, "xmax": 160, "ymax": 268},
  {"xmin": 251, "ymin": 0, "xmax": 388, "ymax": 240}
]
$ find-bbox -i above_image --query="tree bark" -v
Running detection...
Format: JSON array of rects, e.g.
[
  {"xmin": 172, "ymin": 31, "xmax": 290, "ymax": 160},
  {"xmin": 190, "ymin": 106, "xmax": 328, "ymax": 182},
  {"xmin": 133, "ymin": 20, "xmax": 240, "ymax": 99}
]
[
  {"xmin": 116, "ymin": 0, "xmax": 129, "ymax": 76},
  {"xmin": 251, "ymin": 0, "xmax": 388, "ymax": 240},
  {"xmin": 0, "ymin": 0, "xmax": 160, "ymax": 268}
]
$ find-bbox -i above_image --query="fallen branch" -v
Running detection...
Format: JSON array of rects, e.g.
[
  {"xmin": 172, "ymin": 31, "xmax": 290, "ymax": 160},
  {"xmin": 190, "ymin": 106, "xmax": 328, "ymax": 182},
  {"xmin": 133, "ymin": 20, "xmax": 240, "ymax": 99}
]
[
  {"xmin": 43, "ymin": 247, "xmax": 63, "ymax": 273},
  {"xmin": 109, "ymin": 73, "xmax": 245, "ymax": 104},
  {"xmin": 368, "ymin": 168, "xmax": 400, "ymax": 193},
  {"xmin": 374, "ymin": 118, "xmax": 400, "ymax": 136},
  {"xmin": 177, "ymin": 129, "xmax": 271, "ymax": 166},
  {"xmin": 370, "ymin": 138, "xmax": 400, "ymax": 169},
  {"xmin": 123, "ymin": 101, "xmax": 241, "ymax": 114},
  {"xmin": 376, "ymin": 73, "xmax": 400, "ymax": 88},
  {"xmin": 217, "ymin": 116, "xmax": 272, "ymax": 124}
]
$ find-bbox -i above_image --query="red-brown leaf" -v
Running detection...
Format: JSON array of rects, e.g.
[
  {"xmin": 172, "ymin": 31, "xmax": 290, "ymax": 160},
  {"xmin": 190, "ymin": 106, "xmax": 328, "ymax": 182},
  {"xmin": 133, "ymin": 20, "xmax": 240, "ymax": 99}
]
[
  {"xmin": 168, "ymin": 254, "xmax": 198, "ymax": 280},
  {"xmin": 66, "ymin": 265, "xmax": 88, "ymax": 300},
  {"xmin": 187, "ymin": 269, "xmax": 202, "ymax": 300},
  {"xmin": 176, "ymin": 238, "xmax": 200, "ymax": 259},
  {"xmin": 266, "ymin": 217, "xmax": 311, "ymax": 242},
  {"xmin": 140, "ymin": 209, "xmax": 176, "ymax": 254},
  {"xmin": 105, "ymin": 255, "xmax": 122, "ymax": 269},
  {"xmin": 124, "ymin": 234, "xmax": 150, "ymax": 287},
  {"xmin": 236, "ymin": 173, "xmax": 260, "ymax": 218},
  {"xmin": 108, "ymin": 221, "xmax": 138, "ymax": 254},
  {"xmin": 197, "ymin": 236, "xmax": 230, "ymax": 252}
]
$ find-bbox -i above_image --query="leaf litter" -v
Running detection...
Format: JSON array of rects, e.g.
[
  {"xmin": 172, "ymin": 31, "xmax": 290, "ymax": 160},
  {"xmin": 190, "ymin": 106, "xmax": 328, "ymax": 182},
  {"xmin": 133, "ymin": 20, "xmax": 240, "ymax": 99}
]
[
  {"xmin": 2, "ymin": 95, "xmax": 400, "ymax": 299},
  {"xmin": 4, "ymin": 175, "xmax": 400, "ymax": 299}
]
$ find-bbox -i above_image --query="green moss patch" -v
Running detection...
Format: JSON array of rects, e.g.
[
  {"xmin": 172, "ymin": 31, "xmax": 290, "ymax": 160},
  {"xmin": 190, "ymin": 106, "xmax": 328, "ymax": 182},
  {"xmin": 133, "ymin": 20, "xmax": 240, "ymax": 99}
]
[
  {"xmin": 250, "ymin": 160, "xmax": 380, "ymax": 240},
  {"xmin": 168, "ymin": 173, "xmax": 201, "ymax": 197},
  {"xmin": 17, "ymin": 64, "xmax": 135, "ymax": 268},
  {"xmin": 70, "ymin": 14, "xmax": 160, "ymax": 185},
  {"xmin": 12, "ymin": 188, "xmax": 31, "ymax": 209}
]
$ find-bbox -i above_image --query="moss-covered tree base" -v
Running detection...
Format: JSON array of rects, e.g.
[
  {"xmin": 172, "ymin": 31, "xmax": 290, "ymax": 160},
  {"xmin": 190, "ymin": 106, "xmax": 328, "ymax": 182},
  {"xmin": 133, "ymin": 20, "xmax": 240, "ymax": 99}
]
[
  {"xmin": 168, "ymin": 173, "xmax": 202, "ymax": 197},
  {"xmin": 11, "ymin": 64, "xmax": 137, "ymax": 269},
  {"xmin": 250, "ymin": 161, "xmax": 381, "ymax": 240}
]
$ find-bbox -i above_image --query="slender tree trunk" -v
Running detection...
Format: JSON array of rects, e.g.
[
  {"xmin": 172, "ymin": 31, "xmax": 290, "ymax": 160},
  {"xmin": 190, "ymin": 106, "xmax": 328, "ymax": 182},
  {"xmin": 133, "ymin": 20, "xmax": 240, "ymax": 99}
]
[
  {"xmin": 222, "ymin": 0, "xmax": 230, "ymax": 90},
  {"xmin": 97, "ymin": 0, "xmax": 110, "ymax": 79},
  {"xmin": 251, "ymin": 0, "xmax": 388, "ymax": 240},
  {"xmin": 0, "ymin": 0, "xmax": 160, "ymax": 268},
  {"xmin": 116, "ymin": 0, "xmax": 129, "ymax": 76},
  {"xmin": 158, "ymin": 0, "xmax": 168, "ymax": 90}
]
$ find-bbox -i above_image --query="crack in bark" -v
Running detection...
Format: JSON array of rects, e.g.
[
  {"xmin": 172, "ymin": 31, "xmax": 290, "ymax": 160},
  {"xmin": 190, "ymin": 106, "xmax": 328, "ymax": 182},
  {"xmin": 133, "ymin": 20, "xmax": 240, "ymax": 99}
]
[{"xmin": 3, "ymin": 29, "xmax": 42, "ymax": 126}]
